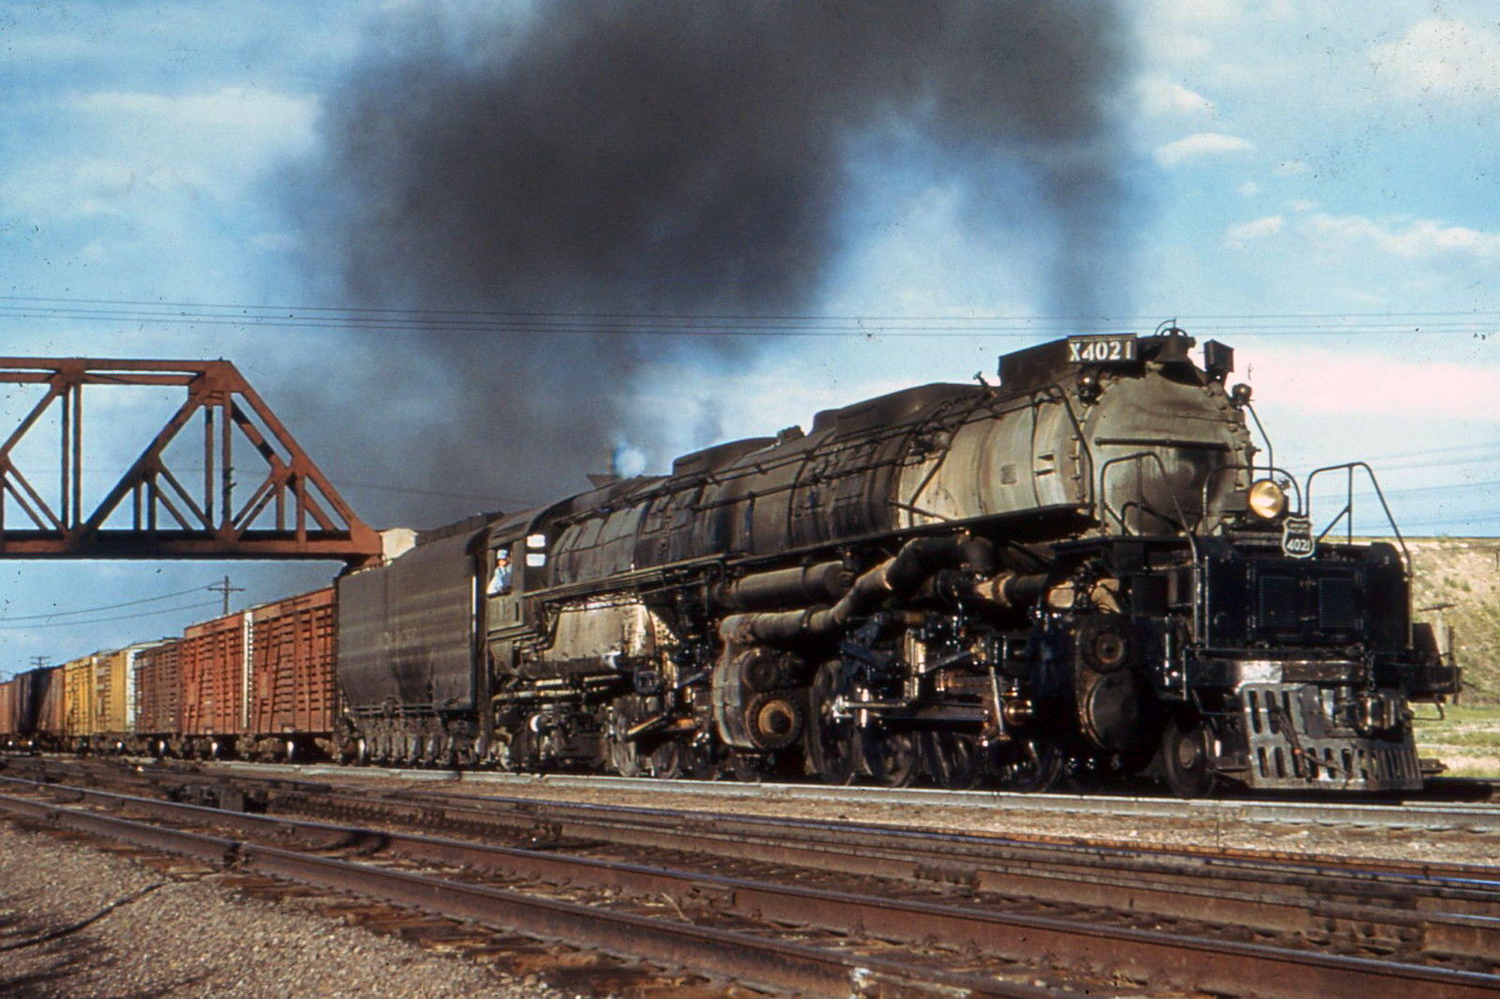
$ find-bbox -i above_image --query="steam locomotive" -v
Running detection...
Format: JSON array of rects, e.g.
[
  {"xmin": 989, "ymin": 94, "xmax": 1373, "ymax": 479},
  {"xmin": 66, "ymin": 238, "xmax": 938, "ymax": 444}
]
[{"xmin": 336, "ymin": 328, "xmax": 1459, "ymax": 795}]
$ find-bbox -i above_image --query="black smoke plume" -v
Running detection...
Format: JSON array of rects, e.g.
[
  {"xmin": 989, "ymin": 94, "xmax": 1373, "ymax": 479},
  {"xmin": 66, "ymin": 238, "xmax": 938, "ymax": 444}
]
[{"xmin": 298, "ymin": 0, "xmax": 1134, "ymax": 527}]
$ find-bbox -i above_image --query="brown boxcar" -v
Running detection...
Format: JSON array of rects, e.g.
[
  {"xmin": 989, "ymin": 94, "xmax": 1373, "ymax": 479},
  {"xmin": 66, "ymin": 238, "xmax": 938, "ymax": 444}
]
[
  {"xmin": 134, "ymin": 638, "xmax": 184, "ymax": 746},
  {"xmin": 23, "ymin": 665, "xmax": 66, "ymax": 745},
  {"xmin": 0, "ymin": 677, "xmax": 17, "ymax": 743},
  {"xmin": 247, "ymin": 588, "xmax": 336, "ymax": 758},
  {"xmin": 180, "ymin": 612, "xmax": 247, "ymax": 754}
]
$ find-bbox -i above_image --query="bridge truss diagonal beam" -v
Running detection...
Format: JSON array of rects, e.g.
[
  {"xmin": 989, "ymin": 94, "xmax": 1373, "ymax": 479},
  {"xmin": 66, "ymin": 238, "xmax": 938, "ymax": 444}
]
[{"xmin": 0, "ymin": 357, "xmax": 382, "ymax": 566}]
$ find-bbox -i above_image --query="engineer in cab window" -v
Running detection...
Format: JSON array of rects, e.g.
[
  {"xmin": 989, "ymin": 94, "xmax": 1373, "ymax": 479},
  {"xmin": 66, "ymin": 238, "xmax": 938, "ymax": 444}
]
[{"xmin": 487, "ymin": 549, "xmax": 513, "ymax": 596}]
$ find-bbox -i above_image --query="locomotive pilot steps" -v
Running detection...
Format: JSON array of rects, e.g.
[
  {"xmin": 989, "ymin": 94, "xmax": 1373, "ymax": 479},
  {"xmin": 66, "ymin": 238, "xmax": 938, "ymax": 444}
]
[{"xmin": 334, "ymin": 328, "xmax": 1460, "ymax": 796}]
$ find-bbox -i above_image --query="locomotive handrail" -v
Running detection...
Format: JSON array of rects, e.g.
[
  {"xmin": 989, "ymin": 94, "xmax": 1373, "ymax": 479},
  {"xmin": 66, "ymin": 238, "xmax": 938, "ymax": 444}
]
[
  {"xmin": 1097, "ymin": 451, "xmax": 1197, "ymax": 561},
  {"xmin": 1045, "ymin": 384, "xmax": 1097, "ymax": 517},
  {"xmin": 1240, "ymin": 398, "xmax": 1275, "ymax": 473},
  {"xmin": 1197, "ymin": 463, "xmax": 1303, "ymax": 533},
  {"xmin": 899, "ymin": 389, "xmax": 1004, "ymax": 521},
  {"xmin": 1304, "ymin": 462, "xmax": 1410, "ymax": 572}
]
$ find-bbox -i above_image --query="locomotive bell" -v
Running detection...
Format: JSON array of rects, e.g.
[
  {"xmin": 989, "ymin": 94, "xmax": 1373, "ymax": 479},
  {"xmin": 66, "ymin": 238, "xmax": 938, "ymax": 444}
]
[{"xmin": 1077, "ymin": 371, "xmax": 1101, "ymax": 402}]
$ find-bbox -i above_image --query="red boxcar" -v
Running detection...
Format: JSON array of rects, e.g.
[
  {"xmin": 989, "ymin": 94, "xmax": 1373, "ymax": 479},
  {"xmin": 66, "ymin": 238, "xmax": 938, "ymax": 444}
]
[
  {"xmin": 248, "ymin": 588, "xmax": 336, "ymax": 755},
  {"xmin": 180, "ymin": 612, "xmax": 247, "ymax": 755},
  {"xmin": 133, "ymin": 638, "xmax": 185, "ymax": 750}
]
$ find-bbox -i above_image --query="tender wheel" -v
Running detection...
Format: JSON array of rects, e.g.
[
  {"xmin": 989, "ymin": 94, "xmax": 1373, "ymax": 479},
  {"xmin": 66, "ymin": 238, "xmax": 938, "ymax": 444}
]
[
  {"xmin": 1161, "ymin": 715, "xmax": 1218, "ymax": 798},
  {"xmin": 807, "ymin": 662, "xmax": 859, "ymax": 786},
  {"xmin": 863, "ymin": 728, "xmax": 919, "ymax": 788},
  {"xmin": 992, "ymin": 737, "xmax": 1065, "ymax": 792},
  {"xmin": 921, "ymin": 730, "xmax": 985, "ymax": 789}
]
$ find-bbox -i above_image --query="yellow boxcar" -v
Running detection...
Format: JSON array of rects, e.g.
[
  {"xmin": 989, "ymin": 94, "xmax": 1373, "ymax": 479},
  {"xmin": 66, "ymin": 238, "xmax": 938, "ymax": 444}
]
[
  {"xmin": 93, "ymin": 645, "xmax": 151, "ymax": 737},
  {"xmin": 62, "ymin": 653, "xmax": 98, "ymax": 741}
]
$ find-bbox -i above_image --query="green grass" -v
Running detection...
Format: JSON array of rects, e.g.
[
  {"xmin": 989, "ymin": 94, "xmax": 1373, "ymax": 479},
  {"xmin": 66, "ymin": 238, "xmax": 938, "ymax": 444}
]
[{"xmin": 1414, "ymin": 704, "xmax": 1500, "ymax": 777}]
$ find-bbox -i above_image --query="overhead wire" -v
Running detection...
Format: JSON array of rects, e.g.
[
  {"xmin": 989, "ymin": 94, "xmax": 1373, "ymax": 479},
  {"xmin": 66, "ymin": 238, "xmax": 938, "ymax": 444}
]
[
  {"xmin": 0, "ymin": 584, "xmax": 214, "ymax": 623},
  {"xmin": 2, "ymin": 296, "xmax": 1499, "ymax": 337},
  {"xmin": 0, "ymin": 599, "xmax": 223, "ymax": 631}
]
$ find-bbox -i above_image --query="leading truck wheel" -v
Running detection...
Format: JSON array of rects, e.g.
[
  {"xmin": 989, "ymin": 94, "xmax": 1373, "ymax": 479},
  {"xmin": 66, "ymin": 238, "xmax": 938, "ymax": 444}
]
[{"xmin": 1162, "ymin": 716, "xmax": 1218, "ymax": 798}]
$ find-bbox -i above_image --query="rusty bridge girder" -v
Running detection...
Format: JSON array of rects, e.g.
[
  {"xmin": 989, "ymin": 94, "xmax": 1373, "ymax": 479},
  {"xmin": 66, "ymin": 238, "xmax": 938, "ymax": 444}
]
[{"xmin": 0, "ymin": 357, "xmax": 382, "ymax": 566}]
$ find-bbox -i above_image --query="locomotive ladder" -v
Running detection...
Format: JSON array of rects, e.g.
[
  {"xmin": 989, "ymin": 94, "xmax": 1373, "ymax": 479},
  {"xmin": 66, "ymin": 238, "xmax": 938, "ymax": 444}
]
[{"xmin": 0, "ymin": 358, "xmax": 381, "ymax": 566}]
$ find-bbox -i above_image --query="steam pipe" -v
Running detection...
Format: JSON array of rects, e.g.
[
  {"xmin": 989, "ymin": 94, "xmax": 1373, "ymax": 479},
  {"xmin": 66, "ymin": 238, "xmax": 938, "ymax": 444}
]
[
  {"xmin": 719, "ymin": 533, "xmax": 997, "ymax": 646},
  {"xmin": 713, "ymin": 561, "xmax": 856, "ymax": 611}
]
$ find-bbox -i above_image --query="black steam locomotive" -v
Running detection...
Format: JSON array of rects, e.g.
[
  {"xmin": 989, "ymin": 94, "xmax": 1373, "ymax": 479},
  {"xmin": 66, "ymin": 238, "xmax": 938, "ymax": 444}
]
[{"xmin": 336, "ymin": 329, "xmax": 1459, "ymax": 795}]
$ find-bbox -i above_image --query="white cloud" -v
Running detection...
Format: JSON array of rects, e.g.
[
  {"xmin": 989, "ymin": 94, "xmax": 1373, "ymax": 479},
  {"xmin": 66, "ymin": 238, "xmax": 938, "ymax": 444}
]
[
  {"xmin": 2, "ymin": 87, "xmax": 319, "ymax": 224},
  {"xmin": 1245, "ymin": 346, "xmax": 1500, "ymax": 423},
  {"xmin": 1288, "ymin": 199, "xmax": 1316, "ymax": 212},
  {"xmin": 1224, "ymin": 214, "xmax": 1282, "ymax": 248},
  {"xmin": 1138, "ymin": 77, "xmax": 1216, "ymax": 115},
  {"xmin": 1238, "ymin": 181, "xmax": 1261, "ymax": 197},
  {"xmin": 67, "ymin": 87, "xmax": 317, "ymax": 141},
  {"xmin": 0, "ymin": 159, "xmax": 138, "ymax": 220},
  {"xmin": 1370, "ymin": 18, "xmax": 1500, "ymax": 103},
  {"xmin": 1300, "ymin": 212, "xmax": 1500, "ymax": 261},
  {"xmin": 1153, "ymin": 132, "xmax": 1254, "ymax": 166}
]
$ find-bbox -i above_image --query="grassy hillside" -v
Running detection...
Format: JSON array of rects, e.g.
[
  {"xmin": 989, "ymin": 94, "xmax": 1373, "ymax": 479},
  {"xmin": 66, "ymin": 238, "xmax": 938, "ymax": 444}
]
[
  {"xmin": 1413, "ymin": 704, "xmax": 1500, "ymax": 778},
  {"xmin": 1404, "ymin": 538, "xmax": 1500, "ymax": 705}
]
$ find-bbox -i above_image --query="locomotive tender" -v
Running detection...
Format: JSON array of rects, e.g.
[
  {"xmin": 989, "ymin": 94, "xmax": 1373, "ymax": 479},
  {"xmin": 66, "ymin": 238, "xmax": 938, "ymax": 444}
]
[{"xmin": 336, "ymin": 328, "xmax": 1460, "ymax": 795}]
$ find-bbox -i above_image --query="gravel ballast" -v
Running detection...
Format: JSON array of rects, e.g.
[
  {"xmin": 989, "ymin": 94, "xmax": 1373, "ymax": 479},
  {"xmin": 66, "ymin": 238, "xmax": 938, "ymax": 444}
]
[{"xmin": 0, "ymin": 821, "xmax": 565, "ymax": 999}]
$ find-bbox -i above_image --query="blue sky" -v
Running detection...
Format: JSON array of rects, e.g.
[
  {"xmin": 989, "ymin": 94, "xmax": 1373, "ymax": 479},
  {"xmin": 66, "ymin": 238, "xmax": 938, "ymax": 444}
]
[{"xmin": 0, "ymin": 0, "xmax": 1497, "ymax": 675}]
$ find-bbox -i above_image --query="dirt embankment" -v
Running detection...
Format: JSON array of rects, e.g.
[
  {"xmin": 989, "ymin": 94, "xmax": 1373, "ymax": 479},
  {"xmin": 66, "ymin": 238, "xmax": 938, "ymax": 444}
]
[{"xmin": 1405, "ymin": 537, "xmax": 1500, "ymax": 705}]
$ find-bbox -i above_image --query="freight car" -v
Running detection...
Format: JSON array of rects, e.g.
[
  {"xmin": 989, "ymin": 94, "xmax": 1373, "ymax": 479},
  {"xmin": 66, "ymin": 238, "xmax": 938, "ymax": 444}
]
[
  {"xmin": 335, "ymin": 329, "xmax": 1460, "ymax": 795},
  {"xmin": 0, "ymin": 664, "xmax": 65, "ymax": 750},
  {"xmin": 0, "ymin": 675, "xmax": 17, "ymax": 746},
  {"xmin": 131, "ymin": 588, "xmax": 337, "ymax": 760}
]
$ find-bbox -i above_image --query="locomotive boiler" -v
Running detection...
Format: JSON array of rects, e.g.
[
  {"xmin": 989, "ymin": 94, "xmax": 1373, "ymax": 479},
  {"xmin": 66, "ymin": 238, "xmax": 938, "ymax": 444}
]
[{"xmin": 334, "ymin": 328, "xmax": 1460, "ymax": 795}]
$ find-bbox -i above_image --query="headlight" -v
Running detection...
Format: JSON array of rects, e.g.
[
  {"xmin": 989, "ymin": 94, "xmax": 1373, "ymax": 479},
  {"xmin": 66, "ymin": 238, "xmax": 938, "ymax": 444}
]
[{"xmin": 1246, "ymin": 478, "xmax": 1288, "ymax": 520}]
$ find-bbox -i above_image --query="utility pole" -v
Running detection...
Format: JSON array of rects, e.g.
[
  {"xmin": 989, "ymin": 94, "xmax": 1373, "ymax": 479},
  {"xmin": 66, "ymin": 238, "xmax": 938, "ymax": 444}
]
[
  {"xmin": 207, "ymin": 575, "xmax": 245, "ymax": 616},
  {"xmin": 29, "ymin": 655, "xmax": 49, "ymax": 670}
]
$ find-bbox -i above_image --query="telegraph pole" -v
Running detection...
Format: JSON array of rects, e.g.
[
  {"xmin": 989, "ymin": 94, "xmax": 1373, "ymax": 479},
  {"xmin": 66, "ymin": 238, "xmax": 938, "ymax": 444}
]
[{"xmin": 207, "ymin": 575, "xmax": 245, "ymax": 616}]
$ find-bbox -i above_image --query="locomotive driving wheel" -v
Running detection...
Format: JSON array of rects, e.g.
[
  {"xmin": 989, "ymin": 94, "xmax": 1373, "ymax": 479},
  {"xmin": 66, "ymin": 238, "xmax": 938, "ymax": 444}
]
[
  {"xmin": 921, "ymin": 730, "xmax": 986, "ymax": 789},
  {"xmin": 807, "ymin": 661, "xmax": 859, "ymax": 785},
  {"xmin": 604, "ymin": 703, "xmax": 643, "ymax": 777},
  {"xmin": 862, "ymin": 728, "xmax": 920, "ymax": 787},
  {"xmin": 648, "ymin": 738, "xmax": 684, "ymax": 778},
  {"xmin": 992, "ymin": 737, "xmax": 1065, "ymax": 792}
]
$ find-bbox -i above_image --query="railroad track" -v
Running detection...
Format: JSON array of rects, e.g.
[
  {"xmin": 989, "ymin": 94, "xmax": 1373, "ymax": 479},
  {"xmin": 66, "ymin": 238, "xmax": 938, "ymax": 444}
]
[
  {"xmin": 3, "ymin": 760, "xmax": 1499, "ymax": 998},
  {"xmin": 161, "ymin": 757, "xmax": 1500, "ymax": 834}
]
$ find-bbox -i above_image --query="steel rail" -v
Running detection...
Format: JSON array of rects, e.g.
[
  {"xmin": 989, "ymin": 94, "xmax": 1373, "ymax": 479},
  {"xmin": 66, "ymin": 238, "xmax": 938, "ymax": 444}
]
[
  {"xmin": 3, "ymin": 779, "xmax": 1499, "ymax": 999},
  {"xmin": 0, "ymin": 788, "xmax": 1067, "ymax": 999},
  {"xmin": 8, "ymin": 760, "xmax": 1500, "ymax": 961},
  {"xmin": 293, "ymin": 784, "xmax": 1500, "ymax": 964},
  {"xmin": 266, "ymin": 765, "xmax": 1500, "ymax": 833}
]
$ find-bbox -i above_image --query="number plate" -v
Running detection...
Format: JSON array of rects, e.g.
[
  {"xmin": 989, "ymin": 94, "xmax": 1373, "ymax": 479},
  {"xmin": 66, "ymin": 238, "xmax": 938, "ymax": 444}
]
[
  {"xmin": 1280, "ymin": 516, "xmax": 1316, "ymax": 559},
  {"xmin": 1067, "ymin": 335, "xmax": 1138, "ymax": 364}
]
